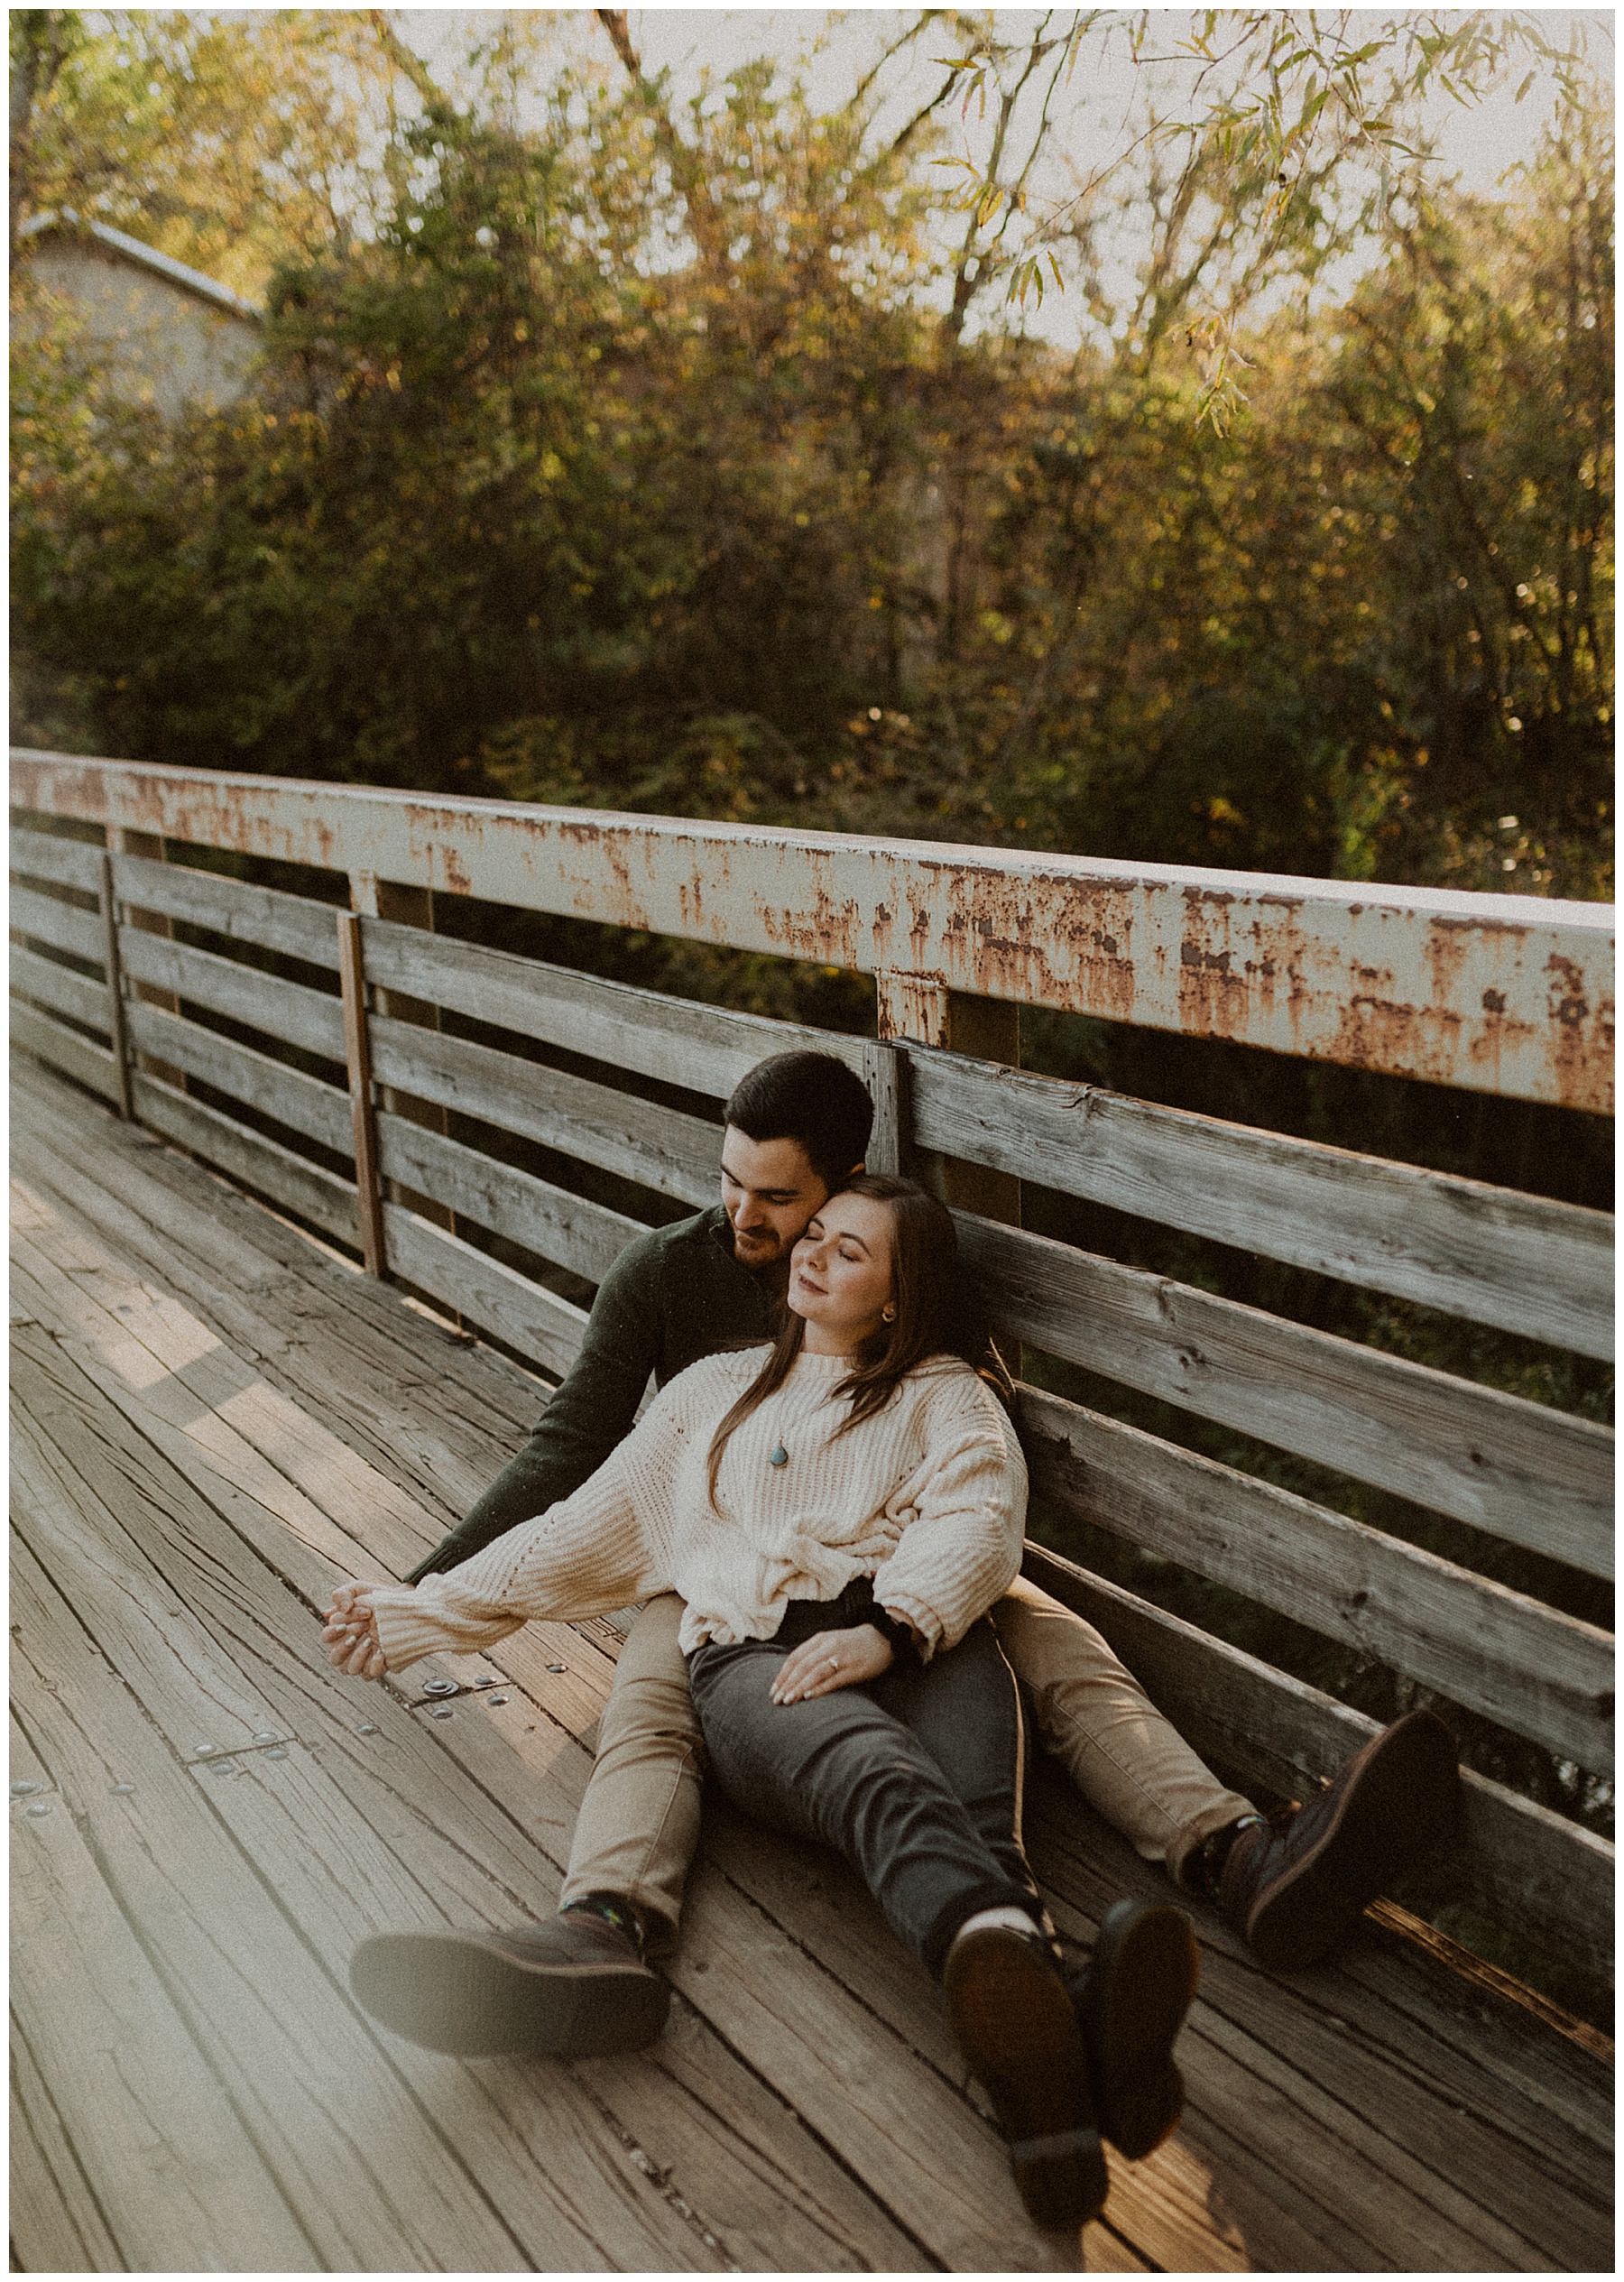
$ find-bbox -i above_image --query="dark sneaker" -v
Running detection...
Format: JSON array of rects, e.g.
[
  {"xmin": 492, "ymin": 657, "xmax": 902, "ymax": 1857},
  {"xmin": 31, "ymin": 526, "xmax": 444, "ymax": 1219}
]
[
  {"xmin": 944, "ymin": 1922, "xmax": 1108, "ymax": 2231},
  {"xmin": 1221, "ymin": 1709, "xmax": 1463, "ymax": 1973},
  {"xmin": 1071, "ymin": 1899, "xmax": 1199, "ymax": 2161},
  {"xmin": 350, "ymin": 1909, "xmax": 669, "ymax": 2057}
]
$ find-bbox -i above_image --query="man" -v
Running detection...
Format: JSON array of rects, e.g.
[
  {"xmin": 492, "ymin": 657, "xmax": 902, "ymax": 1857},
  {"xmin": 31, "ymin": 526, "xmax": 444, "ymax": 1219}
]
[{"xmin": 347, "ymin": 1049, "xmax": 1460, "ymax": 2059}]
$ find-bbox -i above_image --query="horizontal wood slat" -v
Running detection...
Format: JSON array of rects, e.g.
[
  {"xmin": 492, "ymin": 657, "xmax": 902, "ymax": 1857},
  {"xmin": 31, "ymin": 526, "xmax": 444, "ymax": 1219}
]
[
  {"xmin": 131, "ymin": 1073, "xmax": 359, "ymax": 1249},
  {"xmin": 961, "ymin": 1215, "xmax": 1613, "ymax": 1578},
  {"xmin": 368, "ymin": 1014, "xmax": 718, "ymax": 1207},
  {"xmin": 1020, "ymin": 1542, "xmax": 1615, "ymax": 1986},
  {"xmin": 9, "ymin": 827, "xmax": 104, "ymax": 893},
  {"xmin": 10, "ymin": 944, "xmax": 111, "ymax": 1036},
  {"xmin": 1022, "ymin": 1385, "xmax": 1613, "ymax": 1773},
  {"xmin": 909, "ymin": 1049, "xmax": 1613, "ymax": 1362},
  {"xmin": 374, "ymin": 1112, "xmax": 646, "ymax": 1285},
  {"xmin": 381, "ymin": 1205, "xmax": 589, "ymax": 1381},
  {"xmin": 111, "ymin": 852, "xmax": 343, "ymax": 971},
  {"xmin": 10, "ymin": 881, "xmax": 104, "ymax": 965},
  {"xmin": 124, "ymin": 1002, "xmax": 354, "ymax": 1159},
  {"xmin": 360, "ymin": 916, "xmax": 861, "ymax": 1100},
  {"xmin": 117, "ymin": 929, "xmax": 346, "ymax": 1064},
  {"xmin": 11, "ymin": 1002, "xmax": 122, "ymax": 1104}
]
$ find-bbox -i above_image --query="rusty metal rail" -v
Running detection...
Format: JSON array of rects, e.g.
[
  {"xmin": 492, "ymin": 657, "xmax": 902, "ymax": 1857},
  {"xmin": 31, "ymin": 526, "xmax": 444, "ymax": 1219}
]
[{"xmin": 10, "ymin": 749, "xmax": 1614, "ymax": 1112}]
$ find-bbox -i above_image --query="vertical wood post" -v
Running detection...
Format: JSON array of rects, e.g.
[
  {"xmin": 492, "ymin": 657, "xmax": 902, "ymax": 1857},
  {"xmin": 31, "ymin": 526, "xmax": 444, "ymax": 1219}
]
[
  {"xmin": 108, "ymin": 827, "xmax": 186, "ymax": 1092},
  {"xmin": 97, "ymin": 852, "xmax": 135, "ymax": 1121},
  {"xmin": 860, "ymin": 1039, "xmax": 908, "ymax": 1177},
  {"xmin": 875, "ymin": 972, "xmax": 1021, "ymax": 1225},
  {"xmin": 337, "ymin": 910, "xmax": 386, "ymax": 1278},
  {"xmin": 347, "ymin": 870, "xmax": 456, "ymax": 1235}
]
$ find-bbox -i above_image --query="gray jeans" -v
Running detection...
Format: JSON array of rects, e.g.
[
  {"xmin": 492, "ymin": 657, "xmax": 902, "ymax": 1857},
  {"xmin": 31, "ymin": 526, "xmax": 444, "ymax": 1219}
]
[{"xmin": 687, "ymin": 1591, "xmax": 1042, "ymax": 1977}]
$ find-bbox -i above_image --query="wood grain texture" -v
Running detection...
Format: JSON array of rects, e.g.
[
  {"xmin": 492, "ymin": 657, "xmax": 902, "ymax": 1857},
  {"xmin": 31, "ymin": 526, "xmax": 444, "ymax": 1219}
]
[
  {"xmin": 9, "ymin": 940, "xmax": 110, "ymax": 1033},
  {"xmin": 962, "ymin": 1213, "xmax": 1613, "ymax": 1574},
  {"xmin": 360, "ymin": 912, "xmax": 863, "ymax": 1096},
  {"xmin": 9, "ymin": 1666, "xmax": 320, "ymax": 2274},
  {"xmin": 124, "ymin": 999, "xmax": 354, "ymax": 1153},
  {"xmin": 11, "ymin": 1002, "xmax": 122, "ymax": 1103},
  {"xmin": 131, "ymin": 1071, "xmax": 361, "ymax": 1248},
  {"xmin": 1022, "ymin": 1382, "xmax": 1615, "ymax": 1770},
  {"xmin": 1020, "ymin": 1542, "xmax": 1615, "ymax": 1983},
  {"xmin": 376, "ymin": 1108, "xmax": 647, "ymax": 1283},
  {"xmin": 116, "ymin": 926, "xmax": 347, "ymax": 1061},
  {"xmin": 383, "ymin": 1203, "xmax": 589, "ymax": 1380},
  {"xmin": 10, "ymin": 2022, "xmax": 125, "ymax": 2275},
  {"xmin": 10, "ymin": 879, "xmax": 104, "ymax": 965},
  {"xmin": 368, "ymin": 1011, "xmax": 720, "ymax": 1206},
  {"xmin": 10, "ymin": 823, "xmax": 105, "ymax": 892},
  {"xmin": 111, "ymin": 847, "xmax": 343, "ymax": 968},
  {"xmin": 908, "ymin": 1044, "xmax": 1614, "ymax": 1359}
]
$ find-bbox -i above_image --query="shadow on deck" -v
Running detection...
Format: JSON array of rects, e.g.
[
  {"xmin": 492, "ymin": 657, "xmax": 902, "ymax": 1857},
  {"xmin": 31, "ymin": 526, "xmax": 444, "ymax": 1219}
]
[{"xmin": 10, "ymin": 1055, "xmax": 1614, "ymax": 2274}]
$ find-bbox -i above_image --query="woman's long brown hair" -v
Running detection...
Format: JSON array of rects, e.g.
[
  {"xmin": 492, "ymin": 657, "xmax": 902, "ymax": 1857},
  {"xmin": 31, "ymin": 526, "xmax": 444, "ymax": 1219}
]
[{"xmin": 705, "ymin": 1173, "xmax": 1006, "ymax": 1507}]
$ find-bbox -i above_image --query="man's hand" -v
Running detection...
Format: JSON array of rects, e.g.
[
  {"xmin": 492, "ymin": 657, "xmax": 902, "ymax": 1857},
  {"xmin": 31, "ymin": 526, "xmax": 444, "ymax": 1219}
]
[
  {"xmin": 770, "ymin": 1622, "xmax": 892, "ymax": 1705},
  {"xmin": 322, "ymin": 1582, "xmax": 388, "ymax": 1680}
]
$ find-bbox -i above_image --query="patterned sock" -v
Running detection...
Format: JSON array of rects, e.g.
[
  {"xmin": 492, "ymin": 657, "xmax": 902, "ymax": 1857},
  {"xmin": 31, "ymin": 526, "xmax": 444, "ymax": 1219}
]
[
  {"xmin": 1181, "ymin": 1815, "xmax": 1266, "ymax": 1903},
  {"xmin": 561, "ymin": 1891, "xmax": 649, "ymax": 1956}
]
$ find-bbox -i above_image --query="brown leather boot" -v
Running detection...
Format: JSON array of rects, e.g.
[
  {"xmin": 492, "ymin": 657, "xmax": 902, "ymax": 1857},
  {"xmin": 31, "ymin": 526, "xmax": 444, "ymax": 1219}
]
[
  {"xmin": 1220, "ymin": 1710, "xmax": 1463, "ymax": 1972},
  {"xmin": 350, "ymin": 1899, "xmax": 669, "ymax": 2056},
  {"xmin": 944, "ymin": 1921, "xmax": 1108, "ymax": 2231}
]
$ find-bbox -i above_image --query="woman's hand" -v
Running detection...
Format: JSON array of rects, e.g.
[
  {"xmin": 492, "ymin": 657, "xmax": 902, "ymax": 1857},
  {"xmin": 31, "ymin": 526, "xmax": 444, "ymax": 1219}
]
[
  {"xmin": 770, "ymin": 1622, "xmax": 892, "ymax": 1705},
  {"xmin": 322, "ymin": 1583, "xmax": 388, "ymax": 1681}
]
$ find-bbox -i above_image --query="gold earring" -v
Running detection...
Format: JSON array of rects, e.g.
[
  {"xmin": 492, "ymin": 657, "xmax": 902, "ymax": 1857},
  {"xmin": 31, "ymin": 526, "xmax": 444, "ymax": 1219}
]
[{"xmin": 882, "ymin": 1305, "xmax": 897, "ymax": 1323}]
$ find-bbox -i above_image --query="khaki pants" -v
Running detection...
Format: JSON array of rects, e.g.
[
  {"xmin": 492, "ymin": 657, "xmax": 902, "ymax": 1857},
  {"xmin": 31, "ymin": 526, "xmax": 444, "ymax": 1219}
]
[{"xmin": 558, "ymin": 1577, "xmax": 1254, "ymax": 1940}]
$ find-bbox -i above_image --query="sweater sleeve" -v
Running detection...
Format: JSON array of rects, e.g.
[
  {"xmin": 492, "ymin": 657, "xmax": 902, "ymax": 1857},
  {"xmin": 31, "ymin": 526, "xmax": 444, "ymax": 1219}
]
[
  {"xmin": 403, "ymin": 1221, "xmax": 671, "ymax": 1583},
  {"xmin": 873, "ymin": 1383, "xmax": 1028, "ymax": 1656},
  {"xmin": 364, "ymin": 1387, "xmax": 689, "ymax": 1671}
]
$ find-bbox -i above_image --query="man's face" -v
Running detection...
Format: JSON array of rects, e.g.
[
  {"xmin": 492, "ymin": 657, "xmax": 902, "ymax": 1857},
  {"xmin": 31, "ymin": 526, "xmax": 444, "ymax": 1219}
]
[{"xmin": 719, "ymin": 1127, "xmax": 830, "ymax": 1269}]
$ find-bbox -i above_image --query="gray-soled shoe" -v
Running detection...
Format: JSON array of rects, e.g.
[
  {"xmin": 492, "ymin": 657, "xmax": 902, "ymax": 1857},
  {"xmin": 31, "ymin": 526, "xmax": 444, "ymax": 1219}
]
[{"xmin": 350, "ymin": 1908, "xmax": 669, "ymax": 2056}]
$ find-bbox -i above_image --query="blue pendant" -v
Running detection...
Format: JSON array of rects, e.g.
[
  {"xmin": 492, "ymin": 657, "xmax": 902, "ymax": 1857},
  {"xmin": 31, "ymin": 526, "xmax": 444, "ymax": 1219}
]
[{"xmin": 768, "ymin": 1444, "xmax": 789, "ymax": 1468}]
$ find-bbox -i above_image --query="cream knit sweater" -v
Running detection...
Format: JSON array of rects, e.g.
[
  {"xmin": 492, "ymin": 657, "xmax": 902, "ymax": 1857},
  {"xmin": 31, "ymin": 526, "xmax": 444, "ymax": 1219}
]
[{"xmin": 363, "ymin": 1344, "xmax": 1028, "ymax": 1670}]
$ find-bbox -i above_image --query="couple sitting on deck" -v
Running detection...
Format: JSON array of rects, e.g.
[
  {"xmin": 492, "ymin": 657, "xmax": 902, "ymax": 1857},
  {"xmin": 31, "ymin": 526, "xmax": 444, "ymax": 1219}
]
[{"xmin": 323, "ymin": 1050, "xmax": 1463, "ymax": 2232}]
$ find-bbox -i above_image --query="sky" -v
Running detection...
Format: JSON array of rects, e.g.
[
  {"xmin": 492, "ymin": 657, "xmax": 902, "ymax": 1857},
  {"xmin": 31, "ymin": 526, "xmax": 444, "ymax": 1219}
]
[{"xmin": 387, "ymin": 6, "xmax": 1608, "ymax": 346}]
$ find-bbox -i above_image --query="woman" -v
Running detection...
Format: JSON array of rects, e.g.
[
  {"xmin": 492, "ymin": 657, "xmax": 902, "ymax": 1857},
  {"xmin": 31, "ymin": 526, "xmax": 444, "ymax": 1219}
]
[{"xmin": 324, "ymin": 1174, "xmax": 1196, "ymax": 2231}]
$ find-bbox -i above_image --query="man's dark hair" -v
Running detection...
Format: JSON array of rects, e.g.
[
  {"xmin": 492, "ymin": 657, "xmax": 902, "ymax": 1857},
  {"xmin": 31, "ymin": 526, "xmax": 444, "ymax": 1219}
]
[{"xmin": 724, "ymin": 1050, "xmax": 873, "ymax": 1189}]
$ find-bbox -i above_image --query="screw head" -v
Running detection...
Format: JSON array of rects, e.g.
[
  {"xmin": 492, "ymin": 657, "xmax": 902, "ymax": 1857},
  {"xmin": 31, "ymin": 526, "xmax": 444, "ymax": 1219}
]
[
  {"xmin": 547, "ymin": 1663, "xmax": 567, "ymax": 1675},
  {"xmin": 266, "ymin": 1747, "xmax": 288, "ymax": 1761},
  {"xmin": 488, "ymin": 1695, "xmax": 509, "ymax": 1707},
  {"xmin": 110, "ymin": 1782, "xmax": 135, "ymax": 1795},
  {"xmin": 473, "ymin": 1676, "xmax": 493, "ymax": 1687},
  {"xmin": 358, "ymin": 1723, "xmax": 379, "ymax": 1735},
  {"xmin": 10, "ymin": 1780, "xmax": 42, "ymax": 1798},
  {"xmin": 428, "ymin": 1705, "xmax": 454, "ymax": 1721},
  {"xmin": 422, "ymin": 1678, "xmax": 457, "ymax": 1696},
  {"xmin": 194, "ymin": 1743, "xmax": 218, "ymax": 1758},
  {"xmin": 253, "ymin": 1731, "xmax": 280, "ymax": 1745},
  {"xmin": 25, "ymin": 1802, "xmax": 51, "ymax": 1817}
]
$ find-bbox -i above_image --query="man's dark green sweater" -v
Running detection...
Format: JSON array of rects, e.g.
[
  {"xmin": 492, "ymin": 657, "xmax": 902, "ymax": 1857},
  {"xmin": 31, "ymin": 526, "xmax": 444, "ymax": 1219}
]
[{"xmin": 406, "ymin": 1205, "xmax": 777, "ymax": 1584}]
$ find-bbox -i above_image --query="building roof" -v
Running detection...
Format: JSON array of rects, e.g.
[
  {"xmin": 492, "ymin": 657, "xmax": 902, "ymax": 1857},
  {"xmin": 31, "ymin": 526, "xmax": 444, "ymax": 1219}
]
[{"xmin": 18, "ymin": 209, "xmax": 263, "ymax": 322}]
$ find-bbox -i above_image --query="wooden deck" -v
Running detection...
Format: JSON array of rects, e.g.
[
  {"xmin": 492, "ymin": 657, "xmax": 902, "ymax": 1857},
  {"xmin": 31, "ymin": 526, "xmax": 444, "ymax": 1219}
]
[{"xmin": 10, "ymin": 1053, "xmax": 1614, "ymax": 2275}]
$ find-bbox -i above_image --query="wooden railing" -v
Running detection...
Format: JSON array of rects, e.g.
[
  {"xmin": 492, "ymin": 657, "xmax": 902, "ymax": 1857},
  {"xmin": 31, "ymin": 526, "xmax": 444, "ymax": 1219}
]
[{"xmin": 9, "ymin": 754, "xmax": 1615, "ymax": 1986}]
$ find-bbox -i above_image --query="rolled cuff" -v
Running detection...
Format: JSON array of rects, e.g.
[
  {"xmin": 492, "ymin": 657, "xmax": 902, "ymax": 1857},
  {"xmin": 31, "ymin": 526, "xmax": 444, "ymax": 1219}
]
[{"xmin": 362, "ymin": 1582, "xmax": 523, "ymax": 1673}]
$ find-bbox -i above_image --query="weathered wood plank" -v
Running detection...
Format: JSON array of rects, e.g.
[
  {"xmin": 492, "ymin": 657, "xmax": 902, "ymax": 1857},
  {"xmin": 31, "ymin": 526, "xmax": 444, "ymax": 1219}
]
[
  {"xmin": 10, "ymin": 879, "xmax": 104, "ymax": 965},
  {"xmin": 909, "ymin": 1045, "xmax": 1614, "ymax": 1361},
  {"xmin": 964, "ymin": 1215, "xmax": 1613, "ymax": 1575},
  {"xmin": 10, "ymin": 2017, "xmax": 126, "ymax": 2276},
  {"xmin": 124, "ymin": 1000, "xmax": 354, "ymax": 1155},
  {"xmin": 131, "ymin": 1072, "xmax": 361, "ymax": 1249},
  {"xmin": 369, "ymin": 1012, "xmax": 719, "ymax": 1206},
  {"xmin": 361, "ymin": 913, "xmax": 861, "ymax": 1099},
  {"xmin": 116, "ymin": 926, "xmax": 347, "ymax": 1060},
  {"xmin": 10, "ymin": 824, "xmax": 105, "ymax": 893},
  {"xmin": 383, "ymin": 1204, "xmax": 589, "ymax": 1381},
  {"xmin": 1023, "ymin": 1382, "xmax": 1615, "ymax": 1770},
  {"xmin": 375, "ymin": 1109, "xmax": 647, "ymax": 1284},
  {"xmin": 6, "ymin": 1295, "xmax": 946, "ymax": 2270},
  {"xmin": 11, "ymin": 1002, "xmax": 122, "ymax": 1104},
  {"xmin": 9, "ymin": 941, "xmax": 110, "ymax": 1034},
  {"xmin": 9, "ymin": 1664, "xmax": 319, "ymax": 2273},
  {"xmin": 111, "ymin": 848, "xmax": 343, "ymax": 968},
  {"xmin": 1020, "ymin": 1542, "xmax": 1615, "ymax": 1984}
]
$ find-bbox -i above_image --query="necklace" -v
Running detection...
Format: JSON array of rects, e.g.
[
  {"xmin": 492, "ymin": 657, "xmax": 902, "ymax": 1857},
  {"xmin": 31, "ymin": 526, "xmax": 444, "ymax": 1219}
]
[{"xmin": 768, "ymin": 1442, "xmax": 789, "ymax": 1468}]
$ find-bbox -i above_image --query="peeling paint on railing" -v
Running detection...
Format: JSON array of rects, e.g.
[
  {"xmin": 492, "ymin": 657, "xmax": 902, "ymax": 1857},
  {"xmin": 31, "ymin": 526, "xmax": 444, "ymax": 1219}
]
[{"xmin": 10, "ymin": 750, "xmax": 1613, "ymax": 1113}]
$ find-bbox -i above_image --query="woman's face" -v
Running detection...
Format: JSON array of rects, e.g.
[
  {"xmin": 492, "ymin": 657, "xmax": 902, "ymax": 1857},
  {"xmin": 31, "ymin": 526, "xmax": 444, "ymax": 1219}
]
[{"xmin": 789, "ymin": 1192, "xmax": 896, "ymax": 1351}]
